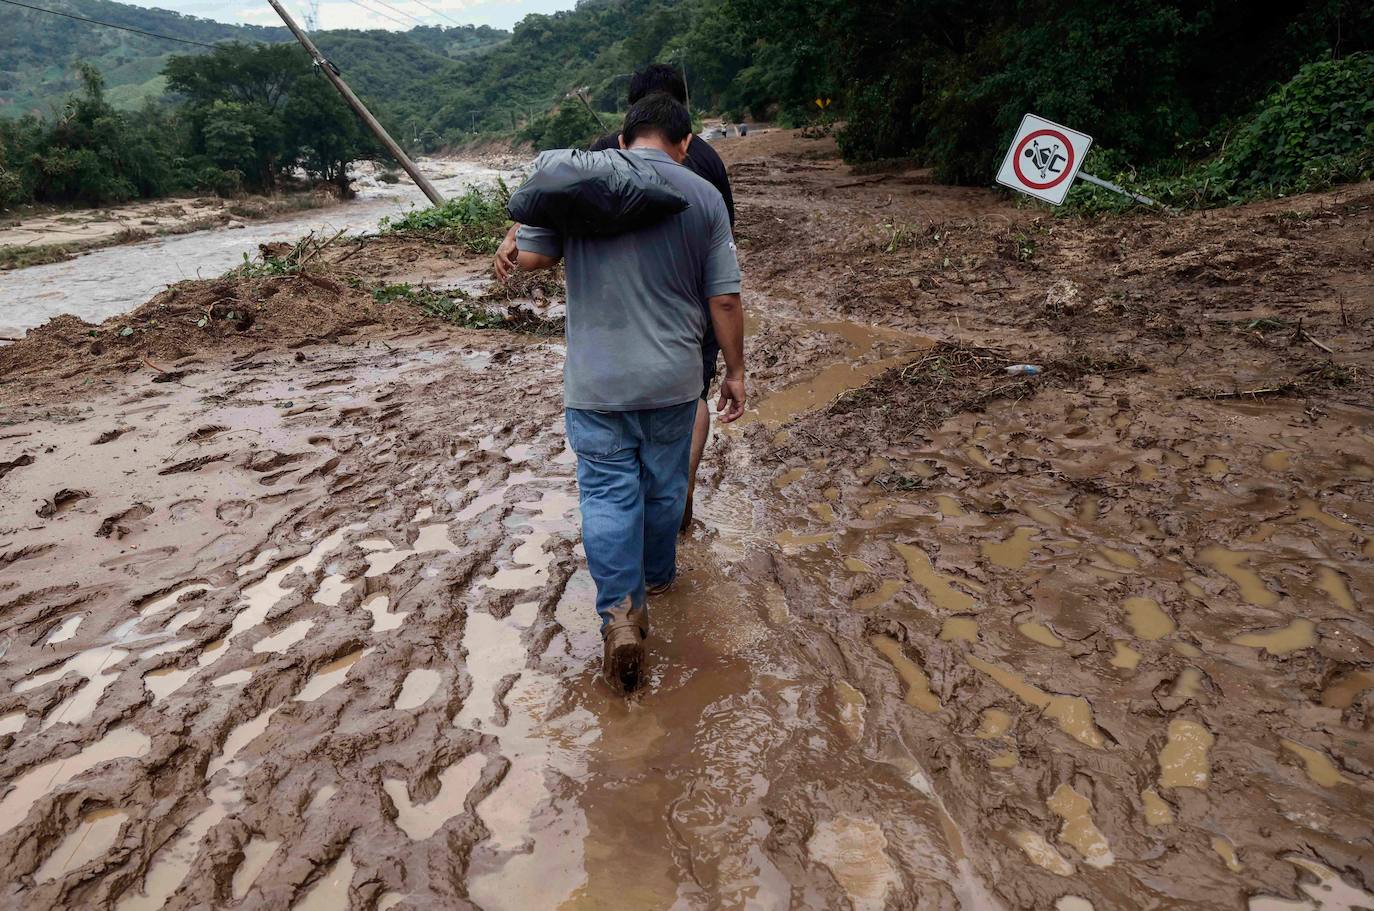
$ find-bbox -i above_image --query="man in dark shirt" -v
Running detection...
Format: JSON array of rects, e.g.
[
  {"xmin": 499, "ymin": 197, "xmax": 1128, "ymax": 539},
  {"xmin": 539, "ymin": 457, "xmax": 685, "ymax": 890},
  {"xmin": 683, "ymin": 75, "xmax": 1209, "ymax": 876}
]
[{"xmin": 496, "ymin": 63, "xmax": 736, "ymax": 531}]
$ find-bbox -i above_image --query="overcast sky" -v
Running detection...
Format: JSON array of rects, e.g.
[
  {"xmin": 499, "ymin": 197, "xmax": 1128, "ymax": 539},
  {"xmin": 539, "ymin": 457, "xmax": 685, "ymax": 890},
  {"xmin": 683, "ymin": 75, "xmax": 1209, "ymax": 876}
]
[{"xmin": 119, "ymin": 0, "xmax": 577, "ymax": 33}]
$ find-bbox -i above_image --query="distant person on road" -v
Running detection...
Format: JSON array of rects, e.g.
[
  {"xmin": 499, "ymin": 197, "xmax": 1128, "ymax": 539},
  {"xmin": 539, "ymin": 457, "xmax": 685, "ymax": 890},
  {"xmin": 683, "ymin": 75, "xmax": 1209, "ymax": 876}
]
[
  {"xmin": 502, "ymin": 94, "xmax": 746, "ymax": 692},
  {"xmin": 497, "ymin": 63, "xmax": 736, "ymax": 531}
]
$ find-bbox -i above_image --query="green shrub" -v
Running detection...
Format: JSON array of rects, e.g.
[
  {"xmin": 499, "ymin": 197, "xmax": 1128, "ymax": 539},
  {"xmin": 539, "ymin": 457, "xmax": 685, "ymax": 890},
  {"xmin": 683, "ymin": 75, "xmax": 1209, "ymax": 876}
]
[
  {"xmin": 517, "ymin": 104, "xmax": 605, "ymax": 152},
  {"xmin": 1204, "ymin": 52, "xmax": 1374, "ymax": 201},
  {"xmin": 373, "ymin": 282, "xmax": 509, "ymax": 329},
  {"xmin": 1065, "ymin": 52, "xmax": 1374, "ymax": 212},
  {"xmin": 379, "ymin": 181, "xmax": 511, "ymax": 253}
]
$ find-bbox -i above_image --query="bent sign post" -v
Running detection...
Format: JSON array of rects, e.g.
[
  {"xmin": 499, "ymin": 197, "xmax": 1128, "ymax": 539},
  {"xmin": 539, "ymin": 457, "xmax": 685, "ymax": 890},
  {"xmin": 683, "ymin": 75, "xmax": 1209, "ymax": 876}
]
[{"xmin": 997, "ymin": 112, "xmax": 1170, "ymax": 210}]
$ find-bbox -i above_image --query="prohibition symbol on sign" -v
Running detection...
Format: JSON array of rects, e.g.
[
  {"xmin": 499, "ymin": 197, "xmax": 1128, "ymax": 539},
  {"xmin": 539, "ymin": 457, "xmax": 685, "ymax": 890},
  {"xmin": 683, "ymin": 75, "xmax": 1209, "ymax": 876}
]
[
  {"xmin": 1014, "ymin": 129, "xmax": 1073, "ymax": 189},
  {"xmin": 996, "ymin": 114, "xmax": 1092, "ymax": 206}
]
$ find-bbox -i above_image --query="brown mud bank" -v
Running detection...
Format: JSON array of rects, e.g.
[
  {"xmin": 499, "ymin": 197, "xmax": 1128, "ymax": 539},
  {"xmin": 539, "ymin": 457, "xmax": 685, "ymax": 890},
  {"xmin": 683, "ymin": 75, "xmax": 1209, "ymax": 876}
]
[
  {"xmin": 0, "ymin": 192, "xmax": 341, "ymax": 273},
  {"xmin": 1, "ymin": 131, "xmax": 1372, "ymax": 910}
]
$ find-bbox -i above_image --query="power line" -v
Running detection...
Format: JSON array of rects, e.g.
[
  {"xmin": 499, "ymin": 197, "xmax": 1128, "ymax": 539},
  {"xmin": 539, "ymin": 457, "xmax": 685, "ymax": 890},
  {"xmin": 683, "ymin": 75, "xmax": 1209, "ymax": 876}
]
[
  {"xmin": 402, "ymin": 0, "xmax": 465, "ymax": 28},
  {"xmin": 0, "ymin": 0, "xmax": 225, "ymax": 49},
  {"xmin": 338, "ymin": 0, "xmax": 412, "ymax": 28},
  {"xmin": 354, "ymin": 0, "xmax": 428, "ymax": 27}
]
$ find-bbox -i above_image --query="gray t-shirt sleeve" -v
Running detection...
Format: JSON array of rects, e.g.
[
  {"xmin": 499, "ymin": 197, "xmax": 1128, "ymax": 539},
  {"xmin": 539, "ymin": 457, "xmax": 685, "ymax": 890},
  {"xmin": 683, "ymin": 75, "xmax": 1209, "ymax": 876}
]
[
  {"xmin": 702, "ymin": 196, "xmax": 742, "ymax": 297},
  {"xmin": 516, "ymin": 223, "xmax": 562, "ymax": 259}
]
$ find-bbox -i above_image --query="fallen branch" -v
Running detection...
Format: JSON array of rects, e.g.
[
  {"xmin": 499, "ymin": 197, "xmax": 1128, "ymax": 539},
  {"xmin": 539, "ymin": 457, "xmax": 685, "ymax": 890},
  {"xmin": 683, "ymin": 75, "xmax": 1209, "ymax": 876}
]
[
  {"xmin": 1303, "ymin": 332, "xmax": 1334, "ymax": 354},
  {"xmin": 1183, "ymin": 384, "xmax": 1297, "ymax": 400},
  {"xmin": 836, "ymin": 175, "xmax": 891, "ymax": 189},
  {"xmin": 140, "ymin": 355, "xmax": 168, "ymax": 374}
]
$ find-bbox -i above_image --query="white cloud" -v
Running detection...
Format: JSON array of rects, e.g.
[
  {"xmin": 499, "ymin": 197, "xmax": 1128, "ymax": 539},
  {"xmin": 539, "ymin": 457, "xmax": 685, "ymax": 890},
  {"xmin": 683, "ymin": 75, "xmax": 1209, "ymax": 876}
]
[{"xmin": 115, "ymin": 0, "xmax": 576, "ymax": 31}]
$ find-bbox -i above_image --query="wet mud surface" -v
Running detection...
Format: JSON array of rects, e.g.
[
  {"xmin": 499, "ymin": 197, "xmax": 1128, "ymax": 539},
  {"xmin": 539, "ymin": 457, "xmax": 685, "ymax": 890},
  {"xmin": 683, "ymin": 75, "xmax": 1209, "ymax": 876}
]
[{"xmin": 2, "ymin": 131, "xmax": 1372, "ymax": 910}]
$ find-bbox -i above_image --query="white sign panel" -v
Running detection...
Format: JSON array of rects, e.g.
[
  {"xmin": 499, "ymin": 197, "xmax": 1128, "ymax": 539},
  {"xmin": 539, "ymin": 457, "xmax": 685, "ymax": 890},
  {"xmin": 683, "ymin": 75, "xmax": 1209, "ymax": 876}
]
[{"xmin": 996, "ymin": 113, "xmax": 1092, "ymax": 206}]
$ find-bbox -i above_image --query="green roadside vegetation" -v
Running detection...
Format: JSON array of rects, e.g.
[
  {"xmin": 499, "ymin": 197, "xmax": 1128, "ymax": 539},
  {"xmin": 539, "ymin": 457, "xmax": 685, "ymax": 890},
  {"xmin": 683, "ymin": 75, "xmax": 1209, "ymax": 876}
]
[
  {"xmin": 378, "ymin": 182, "xmax": 512, "ymax": 254},
  {"xmin": 1066, "ymin": 52, "xmax": 1374, "ymax": 212}
]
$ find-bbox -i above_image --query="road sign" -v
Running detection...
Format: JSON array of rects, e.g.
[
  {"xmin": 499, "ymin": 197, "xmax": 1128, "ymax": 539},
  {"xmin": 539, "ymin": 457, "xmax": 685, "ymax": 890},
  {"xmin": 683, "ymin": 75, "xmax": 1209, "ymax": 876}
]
[{"xmin": 996, "ymin": 113, "xmax": 1092, "ymax": 206}]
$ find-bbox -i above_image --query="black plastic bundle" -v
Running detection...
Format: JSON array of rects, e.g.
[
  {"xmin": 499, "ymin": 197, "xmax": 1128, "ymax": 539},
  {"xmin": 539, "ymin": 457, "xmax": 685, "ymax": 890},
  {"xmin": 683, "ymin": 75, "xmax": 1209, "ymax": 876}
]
[{"xmin": 507, "ymin": 149, "xmax": 690, "ymax": 236}]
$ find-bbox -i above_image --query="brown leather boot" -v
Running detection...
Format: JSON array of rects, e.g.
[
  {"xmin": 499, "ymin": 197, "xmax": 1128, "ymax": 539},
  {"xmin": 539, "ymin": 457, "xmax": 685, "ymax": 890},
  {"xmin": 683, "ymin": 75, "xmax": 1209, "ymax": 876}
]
[{"xmin": 601, "ymin": 596, "xmax": 648, "ymax": 692}]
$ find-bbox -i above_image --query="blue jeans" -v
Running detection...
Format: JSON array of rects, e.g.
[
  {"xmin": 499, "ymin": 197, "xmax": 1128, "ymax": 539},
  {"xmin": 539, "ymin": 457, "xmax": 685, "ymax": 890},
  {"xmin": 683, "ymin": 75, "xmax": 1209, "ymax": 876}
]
[{"xmin": 565, "ymin": 401, "xmax": 697, "ymax": 629}]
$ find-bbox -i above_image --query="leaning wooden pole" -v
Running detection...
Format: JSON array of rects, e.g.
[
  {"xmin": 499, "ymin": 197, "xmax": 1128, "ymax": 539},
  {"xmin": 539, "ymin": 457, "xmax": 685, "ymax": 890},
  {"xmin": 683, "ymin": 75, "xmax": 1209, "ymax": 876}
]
[{"xmin": 266, "ymin": 0, "xmax": 446, "ymax": 206}]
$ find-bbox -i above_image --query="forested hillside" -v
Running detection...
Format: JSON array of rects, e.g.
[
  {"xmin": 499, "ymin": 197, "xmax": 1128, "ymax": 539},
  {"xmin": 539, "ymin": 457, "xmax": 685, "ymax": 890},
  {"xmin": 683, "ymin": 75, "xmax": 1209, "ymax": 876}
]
[
  {"xmin": 0, "ymin": 0, "xmax": 506, "ymax": 115},
  {"xmin": 2, "ymin": 0, "xmax": 1372, "ymax": 211}
]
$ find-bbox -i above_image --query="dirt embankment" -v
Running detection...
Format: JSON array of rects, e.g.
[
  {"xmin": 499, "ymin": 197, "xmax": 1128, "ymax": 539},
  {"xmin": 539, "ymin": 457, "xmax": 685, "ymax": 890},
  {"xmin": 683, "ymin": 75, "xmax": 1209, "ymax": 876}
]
[
  {"xmin": 0, "ymin": 192, "xmax": 342, "ymax": 272},
  {"xmin": 1, "ymin": 131, "xmax": 1371, "ymax": 911}
]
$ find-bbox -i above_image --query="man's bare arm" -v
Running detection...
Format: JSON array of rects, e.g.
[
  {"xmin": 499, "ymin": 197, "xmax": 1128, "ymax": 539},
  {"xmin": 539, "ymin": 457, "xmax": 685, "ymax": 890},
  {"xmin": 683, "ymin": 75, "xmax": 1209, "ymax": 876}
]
[
  {"xmin": 516, "ymin": 248, "xmax": 560, "ymax": 271},
  {"xmin": 709, "ymin": 292, "xmax": 746, "ymax": 422}
]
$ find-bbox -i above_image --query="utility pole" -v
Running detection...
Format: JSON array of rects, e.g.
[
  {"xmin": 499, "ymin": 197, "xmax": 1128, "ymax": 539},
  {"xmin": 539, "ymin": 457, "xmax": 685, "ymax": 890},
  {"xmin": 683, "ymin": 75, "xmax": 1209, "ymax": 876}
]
[
  {"xmin": 266, "ymin": 0, "xmax": 445, "ymax": 206},
  {"xmin": 574, "ymin": 90, "xmax": 608, "ymax": 132},
  {"xmin": 680, "ymin": 57, "xmax": 690, "ymax": 113}
]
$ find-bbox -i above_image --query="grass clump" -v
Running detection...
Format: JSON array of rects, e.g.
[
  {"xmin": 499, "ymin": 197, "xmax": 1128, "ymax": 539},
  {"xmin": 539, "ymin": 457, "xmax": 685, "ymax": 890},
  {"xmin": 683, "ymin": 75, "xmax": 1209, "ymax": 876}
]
[
  {"xmin": 379, "ymin": 181, "xmax": 511, "ymax": 253},
  {"xmin": 373, "ymin": 282, "xmax": 563, "ymax": 336}
]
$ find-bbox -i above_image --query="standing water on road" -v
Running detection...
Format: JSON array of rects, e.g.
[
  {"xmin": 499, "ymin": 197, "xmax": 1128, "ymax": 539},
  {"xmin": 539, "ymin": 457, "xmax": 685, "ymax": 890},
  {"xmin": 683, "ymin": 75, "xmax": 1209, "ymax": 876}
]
[{"xmin": 0, "ymin": 159, "xmax": 512, "ymax": 333}]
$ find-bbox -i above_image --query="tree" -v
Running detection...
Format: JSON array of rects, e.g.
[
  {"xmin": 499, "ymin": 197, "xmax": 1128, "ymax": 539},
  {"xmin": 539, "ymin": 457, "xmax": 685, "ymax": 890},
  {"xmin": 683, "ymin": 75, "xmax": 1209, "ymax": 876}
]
[
  {"xmin": 164, "ymin": 44, "xmax": 374, "ymax": 194},
  {"xmin": 3, "ymin": 64, "xmax": 178, "ymax": 206},
  {"xmin": 283, "ymin": 77, "xmax": 378, "ymax": 196}
]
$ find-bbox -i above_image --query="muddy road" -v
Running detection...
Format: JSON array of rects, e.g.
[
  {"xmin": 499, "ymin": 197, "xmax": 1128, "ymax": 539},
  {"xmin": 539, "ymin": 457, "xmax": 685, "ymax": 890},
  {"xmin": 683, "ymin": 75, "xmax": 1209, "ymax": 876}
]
[{"xmin": 1, "ymin": 131, "xmax": 1372, "ymax": 910}]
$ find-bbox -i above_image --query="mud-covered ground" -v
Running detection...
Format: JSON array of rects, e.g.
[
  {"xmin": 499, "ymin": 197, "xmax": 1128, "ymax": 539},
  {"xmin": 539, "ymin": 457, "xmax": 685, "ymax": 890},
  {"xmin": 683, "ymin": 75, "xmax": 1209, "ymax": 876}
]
[{"xmin": 1, "ymin": 130, "xmax": 1371, "ymax": 911}]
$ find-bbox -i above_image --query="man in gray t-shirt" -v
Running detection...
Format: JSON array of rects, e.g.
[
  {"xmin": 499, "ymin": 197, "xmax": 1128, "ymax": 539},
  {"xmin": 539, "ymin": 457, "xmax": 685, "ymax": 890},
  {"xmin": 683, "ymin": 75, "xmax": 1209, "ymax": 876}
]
[{"xmin": 509, "ymin": 94, "xmax": 746, "ymax": 692}]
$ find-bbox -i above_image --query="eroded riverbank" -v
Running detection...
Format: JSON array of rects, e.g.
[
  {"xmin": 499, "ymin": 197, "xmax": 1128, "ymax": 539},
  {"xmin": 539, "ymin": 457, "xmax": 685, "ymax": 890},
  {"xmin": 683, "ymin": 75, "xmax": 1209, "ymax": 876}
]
[{"xmin": 0, "ymin": 158, "xmax": 511, "ymax": 336}]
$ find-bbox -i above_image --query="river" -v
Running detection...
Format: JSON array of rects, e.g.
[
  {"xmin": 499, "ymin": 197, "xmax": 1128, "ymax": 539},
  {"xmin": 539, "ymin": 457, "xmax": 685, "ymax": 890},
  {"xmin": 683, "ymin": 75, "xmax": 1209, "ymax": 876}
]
[{"xmin": 0, "ymin": 159, "xmax": 510, "ymax": 335}]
